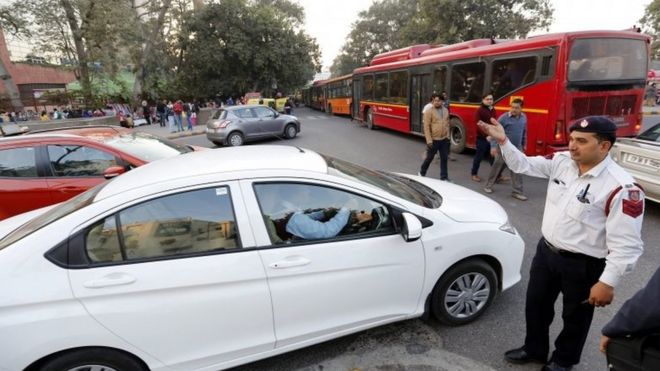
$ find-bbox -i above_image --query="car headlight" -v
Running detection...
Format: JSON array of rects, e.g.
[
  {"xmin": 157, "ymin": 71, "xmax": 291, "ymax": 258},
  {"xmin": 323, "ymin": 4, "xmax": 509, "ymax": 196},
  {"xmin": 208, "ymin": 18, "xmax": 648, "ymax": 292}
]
[{"xmin": 499, "ymin": 219, "xmax": 517, "ymax": 235}]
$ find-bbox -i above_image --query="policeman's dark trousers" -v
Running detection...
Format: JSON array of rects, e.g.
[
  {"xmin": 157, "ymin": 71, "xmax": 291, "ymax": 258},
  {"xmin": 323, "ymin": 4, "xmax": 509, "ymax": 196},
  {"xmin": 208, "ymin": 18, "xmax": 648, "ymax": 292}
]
[
  {"xmin": 420, "ymin": 138, "xmax": 450, "ymax": 180},
  {"xmin": 471, "ymin": 136, "xmax": 493, "ymax": 176},
  {"xmin": 523, "ymin": 238, "xmax": 606, "ymax": 366}
]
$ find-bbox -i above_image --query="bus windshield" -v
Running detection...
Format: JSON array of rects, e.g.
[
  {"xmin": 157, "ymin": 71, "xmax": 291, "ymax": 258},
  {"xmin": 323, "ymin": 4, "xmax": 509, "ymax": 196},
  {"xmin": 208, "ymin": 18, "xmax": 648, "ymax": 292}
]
[{"xmin": 568, "ymin": 38, "xmax": 647, "ymax": 82}]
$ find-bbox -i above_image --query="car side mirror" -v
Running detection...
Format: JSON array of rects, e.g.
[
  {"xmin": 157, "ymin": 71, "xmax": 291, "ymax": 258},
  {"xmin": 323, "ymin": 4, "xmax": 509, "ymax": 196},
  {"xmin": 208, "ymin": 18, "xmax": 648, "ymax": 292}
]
[
  {"xmin": 274, "ymin": 112, "xmax": 280, "ymax": 117},
  {"xmin": 103, "ymin": 166, "xmax": 126, "ymax": 179},
  {"xmin": 401, "ymin": 212, "xmax": 422, "ymax": 242}
]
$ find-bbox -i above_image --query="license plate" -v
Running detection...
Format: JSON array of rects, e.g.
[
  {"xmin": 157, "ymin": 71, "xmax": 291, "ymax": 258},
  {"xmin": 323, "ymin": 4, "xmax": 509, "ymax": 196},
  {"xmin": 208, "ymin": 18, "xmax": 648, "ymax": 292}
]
[{"xmin": 625, "ymin": 153, "xmax": 660, "ymax": 170}]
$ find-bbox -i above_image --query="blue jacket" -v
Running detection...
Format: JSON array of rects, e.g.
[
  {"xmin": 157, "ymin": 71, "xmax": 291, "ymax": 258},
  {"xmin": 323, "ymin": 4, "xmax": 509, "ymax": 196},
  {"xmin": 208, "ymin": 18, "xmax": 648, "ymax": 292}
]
[
  {"xmin": 491, "ymin": 112, "xmax": 527, "ymax": 149},
  {"xmin": 286, "ymin": 207, "xmax": 350, "ymax": 239}
]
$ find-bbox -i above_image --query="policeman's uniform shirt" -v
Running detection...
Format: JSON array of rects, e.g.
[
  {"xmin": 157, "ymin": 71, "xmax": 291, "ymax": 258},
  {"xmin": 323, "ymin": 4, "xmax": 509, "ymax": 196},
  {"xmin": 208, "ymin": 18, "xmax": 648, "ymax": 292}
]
[{"xmin": 500, "ymin": 140, "xmax": 644, "ymax": 288}]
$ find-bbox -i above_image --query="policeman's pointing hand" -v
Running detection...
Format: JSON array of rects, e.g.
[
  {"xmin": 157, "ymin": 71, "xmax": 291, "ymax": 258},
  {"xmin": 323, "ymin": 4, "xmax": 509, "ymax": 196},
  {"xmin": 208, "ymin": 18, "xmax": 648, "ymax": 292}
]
[{"xmin": 477, "ymin": 118, "xmax": 507, "ymax": 143}]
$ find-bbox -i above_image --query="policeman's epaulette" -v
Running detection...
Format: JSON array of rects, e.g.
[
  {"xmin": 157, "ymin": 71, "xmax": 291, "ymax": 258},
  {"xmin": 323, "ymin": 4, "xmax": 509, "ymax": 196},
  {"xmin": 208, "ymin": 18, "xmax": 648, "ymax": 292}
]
[{"xmin": 607, "ymin": 165, "xmax": 636, "ymax": 188}]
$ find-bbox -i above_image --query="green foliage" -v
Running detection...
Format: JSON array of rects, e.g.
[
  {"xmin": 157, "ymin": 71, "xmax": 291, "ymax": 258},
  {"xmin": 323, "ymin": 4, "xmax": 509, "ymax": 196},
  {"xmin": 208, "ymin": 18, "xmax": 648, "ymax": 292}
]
[
  {"xmin": 169, "ymin": 0, "xmax": 321, "ymax": 98},
  {"xmin": 330, "ymin": 0, "xmax": 554, "ymax": 77},
  {"xmin": 641, "ymin": 0, "xmax": 660, "ymax": 59}
]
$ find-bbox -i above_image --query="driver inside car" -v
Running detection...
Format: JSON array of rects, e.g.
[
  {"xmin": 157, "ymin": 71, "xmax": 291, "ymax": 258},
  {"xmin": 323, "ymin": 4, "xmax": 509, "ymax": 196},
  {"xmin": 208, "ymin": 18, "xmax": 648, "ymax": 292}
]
[{"xmin": 260, "ymin": 188, "xmax": 374, "ymax": 243}]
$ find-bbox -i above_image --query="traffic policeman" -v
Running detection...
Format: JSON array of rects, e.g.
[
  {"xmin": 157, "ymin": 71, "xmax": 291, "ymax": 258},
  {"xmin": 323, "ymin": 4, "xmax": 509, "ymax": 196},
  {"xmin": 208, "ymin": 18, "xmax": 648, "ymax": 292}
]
[{"xmin": 478, "ymin": 116, "xmax": 645, "ymax": 371}]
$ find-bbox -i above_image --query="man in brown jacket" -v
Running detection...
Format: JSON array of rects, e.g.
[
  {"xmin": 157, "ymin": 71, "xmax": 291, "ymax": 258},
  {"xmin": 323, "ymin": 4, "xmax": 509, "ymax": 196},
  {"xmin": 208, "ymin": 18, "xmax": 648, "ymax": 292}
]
[{"xmin": 419, "ymin": 93, "xmax": 450, "ymax": 180}]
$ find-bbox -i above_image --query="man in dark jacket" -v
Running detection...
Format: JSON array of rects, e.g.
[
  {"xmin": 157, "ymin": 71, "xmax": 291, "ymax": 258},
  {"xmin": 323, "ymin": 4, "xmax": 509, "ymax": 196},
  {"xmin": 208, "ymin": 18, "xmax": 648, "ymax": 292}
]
[{"xmin": 600, "ymin": 266, "xmax": 660, "ymax": 353}]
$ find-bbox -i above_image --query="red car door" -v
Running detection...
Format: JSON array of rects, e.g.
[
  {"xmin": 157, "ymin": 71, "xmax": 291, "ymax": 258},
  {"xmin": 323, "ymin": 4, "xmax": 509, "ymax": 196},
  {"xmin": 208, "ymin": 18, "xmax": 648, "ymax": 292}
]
[
  {"xmin": 0, "ymin": 145, "xmax": 52, "ymax": 220},
  {"xmin": 44, "ymin": 142, "xmax": 123, "ymax": 204}
]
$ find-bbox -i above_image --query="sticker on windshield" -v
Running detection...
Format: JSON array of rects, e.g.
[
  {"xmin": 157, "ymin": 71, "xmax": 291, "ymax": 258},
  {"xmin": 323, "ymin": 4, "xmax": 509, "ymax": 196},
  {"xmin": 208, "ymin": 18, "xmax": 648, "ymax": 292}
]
[{"xmin": 215, "ymin": 188, "xmax": 227, "ymax": 196}]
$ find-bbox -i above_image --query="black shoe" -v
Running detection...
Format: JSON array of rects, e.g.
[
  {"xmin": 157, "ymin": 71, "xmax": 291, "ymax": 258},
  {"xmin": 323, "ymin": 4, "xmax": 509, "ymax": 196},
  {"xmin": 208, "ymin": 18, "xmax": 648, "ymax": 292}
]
[
  {"xmin": 541, "ymin": 361, "xmax": 572, "ymax": 371},
  {"xmin": 504, "ymin": 347, "xmax": 546, "ymax": 364}
]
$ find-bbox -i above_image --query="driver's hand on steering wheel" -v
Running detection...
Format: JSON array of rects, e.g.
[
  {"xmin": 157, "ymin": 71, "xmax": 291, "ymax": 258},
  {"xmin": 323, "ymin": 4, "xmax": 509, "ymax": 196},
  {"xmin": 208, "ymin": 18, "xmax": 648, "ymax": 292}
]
[{"xmin": 354, "ymin": 210, "xmax": 373, "ymax": 224}]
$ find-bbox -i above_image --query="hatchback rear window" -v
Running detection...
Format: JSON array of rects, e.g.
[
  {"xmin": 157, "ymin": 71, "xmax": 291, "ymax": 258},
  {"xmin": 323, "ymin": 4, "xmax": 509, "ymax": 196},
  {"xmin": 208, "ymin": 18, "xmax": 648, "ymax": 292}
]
[{"xmin": 212, "ymin": 109, "xmax": 227, "ymax": 120}]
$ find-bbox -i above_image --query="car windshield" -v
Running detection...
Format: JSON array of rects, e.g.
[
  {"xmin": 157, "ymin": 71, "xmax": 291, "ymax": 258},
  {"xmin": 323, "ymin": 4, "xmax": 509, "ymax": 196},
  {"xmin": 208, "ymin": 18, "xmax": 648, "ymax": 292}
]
[
  {"xmin": 322, "ymin": 154, "xmax": 442, "ymax": 208},
  {"xmin": 0, "ymin": 182, "xmax": 107, "ymax": 250},
  {"xmin": 103, "ymin": 131, "xmax": 192, "ymax": 162},
  {"xmin": 637, "ymin": 124, "xmax": 660, "ymax": 142},
  {"xmin": 568, "ymin": 38, "xmax": 647, "ymax": 82}
]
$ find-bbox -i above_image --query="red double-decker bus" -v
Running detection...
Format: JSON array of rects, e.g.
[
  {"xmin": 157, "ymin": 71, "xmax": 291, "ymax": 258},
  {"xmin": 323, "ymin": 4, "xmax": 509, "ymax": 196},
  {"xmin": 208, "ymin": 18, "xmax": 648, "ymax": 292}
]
[{"xmin": 351, "ymin": 30, "xmax": 650, "ymax": 155}]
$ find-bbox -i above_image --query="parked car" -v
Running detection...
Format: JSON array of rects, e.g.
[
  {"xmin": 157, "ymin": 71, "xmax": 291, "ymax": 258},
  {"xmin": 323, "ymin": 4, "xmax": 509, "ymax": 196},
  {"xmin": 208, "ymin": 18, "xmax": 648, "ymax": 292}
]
[
  {"xmin": 206, "ymin": 104, "xmax": 300, "ymax": 146},
  {"xmin": 0, "ymin": 126, "xmax": 200, "ymax": 219},
  {"xmin": 0, "ymin": 145, "xmax": 523, "ymax": 371},
  {"xmin": 611, "ymin": 123, "xmax": 660, "ymax": 203}
]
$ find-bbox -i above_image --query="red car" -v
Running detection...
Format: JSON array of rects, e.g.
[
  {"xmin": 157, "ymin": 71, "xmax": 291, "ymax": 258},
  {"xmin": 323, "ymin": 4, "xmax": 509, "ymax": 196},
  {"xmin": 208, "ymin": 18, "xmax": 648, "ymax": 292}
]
[{"xmin": 0, "ymin": 126, "xmax": 199, "ymax": 220}]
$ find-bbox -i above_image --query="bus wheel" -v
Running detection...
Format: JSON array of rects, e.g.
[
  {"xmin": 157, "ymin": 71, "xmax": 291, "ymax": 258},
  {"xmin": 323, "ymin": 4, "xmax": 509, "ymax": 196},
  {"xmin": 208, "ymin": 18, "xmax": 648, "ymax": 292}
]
[
  {"xmin": 366, "ymin": 108, "xmax": 376, "ymax": 130},
  {"xmin": 450, "ymin": 117, "xmax": 466, "ymax": 153},
  {"xmin": 328, "ymin": 104, "xmax": 333, "ymax": 116}
]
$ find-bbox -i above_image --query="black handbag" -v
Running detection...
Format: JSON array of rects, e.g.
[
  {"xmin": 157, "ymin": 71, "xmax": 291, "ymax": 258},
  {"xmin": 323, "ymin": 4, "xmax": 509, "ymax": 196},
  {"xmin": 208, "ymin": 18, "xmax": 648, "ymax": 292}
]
[{"xmin": 606, "ymin": 333, "xmax": 660, "ymax": 370}]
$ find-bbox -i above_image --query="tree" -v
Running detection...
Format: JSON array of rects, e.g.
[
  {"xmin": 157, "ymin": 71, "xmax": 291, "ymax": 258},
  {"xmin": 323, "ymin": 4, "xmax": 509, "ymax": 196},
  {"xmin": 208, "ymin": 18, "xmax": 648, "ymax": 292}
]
[
  {"xmin": 330, "ymin": 0, "xmax": 554, "ymax": 77},
  {"xmin": 641, "ymin": 0, "xmax": 660, "ymax": 59},
  {"xmin": 8, "ymin": 0, "xmax": 137, "ymax": 106},
  {"xmin": 0, "ymin": 5, "xmax": 27, "ymax": 111},
  {"xmin": 131, "ymin": 0, "xmax": 173, "ymax": 105},
  {"xmin": 171, "ymin": 0, "xmax": 321, "ymax": 98},
  {"xmin": 330, "ymin": 0, "xmax": 418, "ymax": 77}
]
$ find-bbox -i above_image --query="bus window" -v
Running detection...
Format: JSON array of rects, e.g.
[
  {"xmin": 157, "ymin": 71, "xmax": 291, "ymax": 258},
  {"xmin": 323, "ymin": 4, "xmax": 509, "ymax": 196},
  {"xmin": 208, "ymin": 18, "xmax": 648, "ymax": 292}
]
[
  {"xmin": 375, "ymin": 73, "xmax": 388, "ymax": 101},
  {"xmin": 389, "ymin": 71, "xmax": 408, "ymax": 104},
  {"xmin": 433, "ymin": 66, "xmax": 447, "ymax": 94},
  {"xmin": 364, "ymin": 75, "xmax": 374, "ymax": 100},
  {"xmin": 450, "ymin": 62, "xmax": 486, "ymax": 103},
  {"xmin": 569, "ymin": 38, "xmax": 647, "ymax": 82},
  {"xmin": 491, "ymin": 56, "xmax": 537, "ymax": 100}
]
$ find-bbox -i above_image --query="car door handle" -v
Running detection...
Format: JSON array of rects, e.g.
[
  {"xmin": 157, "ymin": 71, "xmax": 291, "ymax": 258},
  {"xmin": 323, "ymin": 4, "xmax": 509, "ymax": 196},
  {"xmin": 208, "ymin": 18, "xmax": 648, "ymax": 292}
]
[
  {"xmin": 83, "ymin": 273, "xmax": 136, "ymax": 288},
  {"xmin": 269, "ymin": 257, "xmax": 311, "ymax": 269}
]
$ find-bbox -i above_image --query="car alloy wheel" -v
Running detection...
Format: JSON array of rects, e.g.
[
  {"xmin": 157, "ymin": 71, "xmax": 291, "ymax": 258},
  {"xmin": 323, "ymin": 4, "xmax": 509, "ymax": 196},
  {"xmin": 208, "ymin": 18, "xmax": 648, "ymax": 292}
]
[
  {"xmin": 285, "ymin": 124, "xmax": 297, "ymax": 139},
  {"xmin": 228, "ymin": 132, "xmax": 244, "ymax": 146},
  {"xmin": 431, "ymin": 259, "xmax": 497, "ymax": 325},
  {"xmin": 68, "ymin": 366, "xmax": 118, "ymax": 371}
]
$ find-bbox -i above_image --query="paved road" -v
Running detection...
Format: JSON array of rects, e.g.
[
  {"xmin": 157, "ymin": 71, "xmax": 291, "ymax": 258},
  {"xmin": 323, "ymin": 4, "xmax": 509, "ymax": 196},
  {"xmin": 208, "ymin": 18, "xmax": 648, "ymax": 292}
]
[{"xmin": 169, "ymin": 108, "xmax": 660, "ymax": 371}]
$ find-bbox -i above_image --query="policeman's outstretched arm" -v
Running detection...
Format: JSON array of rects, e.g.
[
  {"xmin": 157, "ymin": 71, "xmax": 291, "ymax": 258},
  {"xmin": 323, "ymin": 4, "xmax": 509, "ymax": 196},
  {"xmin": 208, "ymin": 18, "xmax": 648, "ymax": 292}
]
[{"xmin": 476, "ymin": 118, "xmax": 554, "ymax": 179}]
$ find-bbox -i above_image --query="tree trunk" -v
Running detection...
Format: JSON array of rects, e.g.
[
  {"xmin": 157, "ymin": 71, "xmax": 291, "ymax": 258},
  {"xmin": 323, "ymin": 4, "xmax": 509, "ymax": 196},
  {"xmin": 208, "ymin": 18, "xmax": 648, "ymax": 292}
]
[
  {"xmin": 0, "ymin": 56, "xmax": 23, "ymax": 112},
  {"xmin": 132, "ymin": 0, "xmax": 172, "ymax": 106},
  {"xmin": 60, "ymin": 0, "xmax": 93, "ymax": 107}
]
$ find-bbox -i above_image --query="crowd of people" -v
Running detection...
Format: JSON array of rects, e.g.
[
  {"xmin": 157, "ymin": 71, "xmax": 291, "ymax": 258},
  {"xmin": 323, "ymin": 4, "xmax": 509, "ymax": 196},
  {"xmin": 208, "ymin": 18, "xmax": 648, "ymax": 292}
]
[{"xmin": 419, "ymin": 91, "xmax": 529, "ymax": 201}]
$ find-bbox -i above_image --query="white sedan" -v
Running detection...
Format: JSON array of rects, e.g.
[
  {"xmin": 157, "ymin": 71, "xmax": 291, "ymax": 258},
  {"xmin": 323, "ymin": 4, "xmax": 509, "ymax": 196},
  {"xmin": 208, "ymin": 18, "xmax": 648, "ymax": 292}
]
[{"xmin": 0, "ymin": 145, "xmax": 524, "ymax": 371}]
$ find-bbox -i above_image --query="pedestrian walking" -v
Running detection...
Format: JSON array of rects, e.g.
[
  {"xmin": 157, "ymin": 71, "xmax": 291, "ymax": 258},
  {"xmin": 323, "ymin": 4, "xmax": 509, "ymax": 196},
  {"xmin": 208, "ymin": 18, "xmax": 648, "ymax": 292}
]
[
  {"xmin": 167, "ymin": 101, "xmax": 176, "ymax": 133},
  {"xmin": 419, "ymin": 93, "xmax": 450, "ymax": 180},
  {"xmin": 483, "ymin": 98, "xmax": 528, "ymax": 200},
  {"xmin": 141, "ymin": 100, "xmax": 151, "ymax": 126},
  {"xmin": 183, "ymin": 101, "xmax": 192, "ymax": 131},
  {"xmin": 157, "ymin": 99, "xmax": 166, "ymax": 127},
  {"xmin": 479, "ymin": 116, "xmax": 645, "ymax": 371},
  {"xmin": 471, "ymin": 93, "xmax": 496, "ymax": 182},
  {"xmin": 173, "ymin": 100, "xmax": 184, "ymax": 132},
  {"xmin": 645, "ymin": 82, "xmax": 656, "ymax": 107}
]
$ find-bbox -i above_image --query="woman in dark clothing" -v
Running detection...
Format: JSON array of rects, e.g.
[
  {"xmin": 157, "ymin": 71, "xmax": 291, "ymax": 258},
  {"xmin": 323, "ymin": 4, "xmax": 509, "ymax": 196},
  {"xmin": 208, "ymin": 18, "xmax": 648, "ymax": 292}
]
[{"xmin": 471, "ymin": 93, "xmax": 496, "ymax": 182}]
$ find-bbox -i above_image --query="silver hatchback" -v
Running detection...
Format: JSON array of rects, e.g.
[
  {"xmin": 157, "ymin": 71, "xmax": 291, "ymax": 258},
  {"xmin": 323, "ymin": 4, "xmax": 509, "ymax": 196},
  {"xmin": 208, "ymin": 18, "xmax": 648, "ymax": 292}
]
[{"xmin": 206, "ymin": 105, "xmax": 301, "ymax": 146}]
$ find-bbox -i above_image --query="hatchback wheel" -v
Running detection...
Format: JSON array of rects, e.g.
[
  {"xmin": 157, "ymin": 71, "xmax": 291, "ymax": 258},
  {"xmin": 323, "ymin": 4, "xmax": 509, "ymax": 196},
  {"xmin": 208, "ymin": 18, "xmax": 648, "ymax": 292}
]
[
  {"xmin": 431, "ymin": 259, "xmax": 497, "ymax": 325},
  {"xmin": 227, "ymin": 132, "xmax": 244, "ymax": 146},
  {"xmin": 39, "ymin": 348, "xmax": 147, "ymax": 371},
  {"xmin": 284, "ymin": 124, "xmax": 297, "ymax": 139}
]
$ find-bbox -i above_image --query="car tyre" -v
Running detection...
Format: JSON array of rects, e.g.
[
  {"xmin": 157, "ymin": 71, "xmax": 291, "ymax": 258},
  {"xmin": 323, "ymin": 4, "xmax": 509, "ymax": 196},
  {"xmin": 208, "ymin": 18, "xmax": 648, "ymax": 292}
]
[
  {"xmin": 450, "ymin": 117, "xmax": 466, "ymax": 154},
  {"xmin": 431, "ymin": 259, "xmax": 498, "ymax": 326},
  {"xmin": 226, "ymin": 132, "xmax": 244, "ymax": 146},
  {"xmin": 38, "ymin": 348, "xmax": 147, "ymax": 371},
  {"xmin": 284, "ymin": 124, "xmax": 297, "ymax": 139},
  {"xmin": 366, "ymin": 108, "xmax": 376, "ymax": 130}
]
